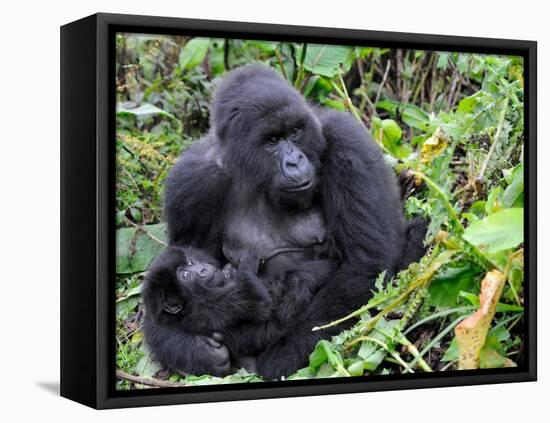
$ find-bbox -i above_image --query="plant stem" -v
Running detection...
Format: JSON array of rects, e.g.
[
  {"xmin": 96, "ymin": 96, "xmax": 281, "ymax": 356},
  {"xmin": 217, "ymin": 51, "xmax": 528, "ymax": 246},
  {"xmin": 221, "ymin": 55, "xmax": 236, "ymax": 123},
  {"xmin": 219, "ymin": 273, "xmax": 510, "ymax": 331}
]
[
  {"xmin": 399, "ymin": 335, "xmax": 433, "ymax": 372},
  {"xmin": 294, "ymin": 43, "xmax": 307, "ymax": 88},
  {"xmin": 344, "ymin": 250, "xmax": 456, "ymax": 349},
  {"xmin": 410, "ymin": 170, "xmax": 464, "ymax": 234},
  {"xmin": 408, "ymin": 315, "xmax": 466, "ymax": 370},
  {"xmin": 347, "ymin": 336, "xmax": 414, "ymax": 374},
  {"xmin": 337, "ymin": 72, "xmax": 363, "ymax": 124},
  {"xmin": 274, "ymin": 47, "xmax": 288, "ymax": 81},
  {"xmin": 476, "ymin": 97, "xmax": 510, "ymax": 187}
]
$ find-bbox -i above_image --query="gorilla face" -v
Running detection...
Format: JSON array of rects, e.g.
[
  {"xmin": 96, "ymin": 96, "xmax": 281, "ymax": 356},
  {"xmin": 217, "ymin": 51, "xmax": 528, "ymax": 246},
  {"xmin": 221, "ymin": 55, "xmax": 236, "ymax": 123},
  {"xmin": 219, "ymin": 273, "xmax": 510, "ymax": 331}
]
[
  {"xmin": 144, "ymin": 246, "xmax": 227, "ymax": 317},
  {"xmin": 211, "ymin": 65, "xmax": 327, "ymax": 209}
]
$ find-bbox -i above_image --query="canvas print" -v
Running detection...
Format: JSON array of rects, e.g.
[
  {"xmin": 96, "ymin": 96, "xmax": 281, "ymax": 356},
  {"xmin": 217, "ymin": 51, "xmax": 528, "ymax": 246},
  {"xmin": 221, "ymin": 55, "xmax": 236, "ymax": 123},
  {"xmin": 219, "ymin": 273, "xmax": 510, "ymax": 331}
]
[{"xmin": 114, "ymin": 33, "xmax": 525, "ymax": 390}]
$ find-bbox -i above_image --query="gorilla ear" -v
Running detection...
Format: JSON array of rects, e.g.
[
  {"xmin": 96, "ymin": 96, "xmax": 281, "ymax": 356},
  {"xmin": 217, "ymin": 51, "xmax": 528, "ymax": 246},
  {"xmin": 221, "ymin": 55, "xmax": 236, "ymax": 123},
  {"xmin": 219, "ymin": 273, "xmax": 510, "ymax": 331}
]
[{"xmin": 213, "ymin": 106, "xmax": 241, "ymax": 141}]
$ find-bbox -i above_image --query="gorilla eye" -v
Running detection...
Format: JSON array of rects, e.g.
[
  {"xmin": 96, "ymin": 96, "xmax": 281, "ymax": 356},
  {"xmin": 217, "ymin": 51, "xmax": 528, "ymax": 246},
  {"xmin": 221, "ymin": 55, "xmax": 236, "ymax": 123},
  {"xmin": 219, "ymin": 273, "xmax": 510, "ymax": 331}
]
[
  {"xmin": 291, "ymin": 127, "xmax": 301, "ymax": 137},
  {"xmin": 187, "ymin": 259, "xmax": 194, "ymax": 266},
  {"xmin": 182, "ymin": 270, "xmax": 190, "ymax": 279}
]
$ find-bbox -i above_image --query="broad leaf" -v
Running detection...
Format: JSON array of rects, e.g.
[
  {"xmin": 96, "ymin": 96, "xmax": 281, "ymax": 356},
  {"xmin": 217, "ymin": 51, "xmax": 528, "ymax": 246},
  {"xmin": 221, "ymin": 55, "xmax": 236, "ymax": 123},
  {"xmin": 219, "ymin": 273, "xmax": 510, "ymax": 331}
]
[
  {"xmin": 302, "ymin": 45, "xmax": 353, "ymax": 78},
  {"xmin": 116, "ymin": 223, "xmax": 167, "ymax": 274},
  {"xmin": 179, "ymin": 37, "xmax": 210, "ymax": 70},
  {"xmin": 463, "ymin": 208, "xmax": 523, "ymax": 253},
  {"xmin": 503, "ymin": 163, "xmax": 524, "ymax": 208},
  {"xmin": 428, "ymin": 264, "xmax": 482, "ymax": 307},
  {"xmin": 371, "ymin": 117, "xmax": 412, "ymax": 159}
]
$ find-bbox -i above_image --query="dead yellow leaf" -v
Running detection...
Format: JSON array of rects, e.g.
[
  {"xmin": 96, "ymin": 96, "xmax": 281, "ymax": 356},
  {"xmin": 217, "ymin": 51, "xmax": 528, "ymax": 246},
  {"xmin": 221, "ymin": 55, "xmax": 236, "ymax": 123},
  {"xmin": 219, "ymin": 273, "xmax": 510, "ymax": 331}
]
[
  {"xmin": 455, "ymin": 269, "xmax": 506, "ymax": 370},
  {"xmin": 420, "ymin": 127, "xmax": 449, "ymax": 165}
]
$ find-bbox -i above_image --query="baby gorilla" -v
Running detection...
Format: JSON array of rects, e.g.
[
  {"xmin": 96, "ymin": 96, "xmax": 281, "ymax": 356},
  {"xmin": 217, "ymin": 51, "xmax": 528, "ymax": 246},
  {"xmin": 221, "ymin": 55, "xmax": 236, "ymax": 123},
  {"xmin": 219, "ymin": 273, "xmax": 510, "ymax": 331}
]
[{"xmin": 142, "ymin": 246, "xmax": 272, "ymax": 377}]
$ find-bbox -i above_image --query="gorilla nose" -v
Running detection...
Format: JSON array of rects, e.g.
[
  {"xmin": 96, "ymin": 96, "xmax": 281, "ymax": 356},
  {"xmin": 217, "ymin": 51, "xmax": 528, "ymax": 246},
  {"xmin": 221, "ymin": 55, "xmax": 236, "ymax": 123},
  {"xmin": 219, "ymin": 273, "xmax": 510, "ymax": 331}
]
[
  {"xmin": 199, "ymin": 267, "xmax": 209, "ymax": 276},
  {"xmin": 283, "ymin": 152, "xmax": 305, "ymax": 175}
]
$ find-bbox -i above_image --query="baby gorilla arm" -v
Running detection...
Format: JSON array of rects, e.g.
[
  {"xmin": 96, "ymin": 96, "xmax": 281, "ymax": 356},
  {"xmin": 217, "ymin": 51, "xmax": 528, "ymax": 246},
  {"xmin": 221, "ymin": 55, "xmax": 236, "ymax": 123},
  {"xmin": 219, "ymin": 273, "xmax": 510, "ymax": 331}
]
[{"xmin": 143, "ymin": 318, "xmax": 231, "ymax": 377}]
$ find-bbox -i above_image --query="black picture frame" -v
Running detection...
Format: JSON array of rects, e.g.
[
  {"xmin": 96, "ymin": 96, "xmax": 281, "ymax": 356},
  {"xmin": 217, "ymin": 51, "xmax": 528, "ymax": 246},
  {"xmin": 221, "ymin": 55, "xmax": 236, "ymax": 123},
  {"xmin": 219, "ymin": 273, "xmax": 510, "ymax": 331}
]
[{"xmin": 60, "ymin": 12, "xmax": 537, "ymax": 409}]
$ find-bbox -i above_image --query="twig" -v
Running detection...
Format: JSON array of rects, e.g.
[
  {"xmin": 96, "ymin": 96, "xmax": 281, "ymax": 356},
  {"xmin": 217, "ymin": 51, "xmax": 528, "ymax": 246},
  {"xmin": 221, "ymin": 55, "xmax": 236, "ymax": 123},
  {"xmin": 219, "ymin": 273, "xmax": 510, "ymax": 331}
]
[
  {"xmin": 124, "ymin": 218, "xmax": 168, "ymax": 247},
  {"xmin": 274, "ymin": 47, "xmax": 288, "ymax": 81},
  {"xmin": 374, "ymin": 60, "xmax": 391, "ymax": 105},
  {"xmin": 337, "ymin": 72, "xmax": 363, "ymax": 124},
  {"xmin": 412, "ymin": 53, "xmax": 435, "ymax": 104},
  {"xmin": 116, "ymin": 369, "xmax": 186, "ymax": 388}
]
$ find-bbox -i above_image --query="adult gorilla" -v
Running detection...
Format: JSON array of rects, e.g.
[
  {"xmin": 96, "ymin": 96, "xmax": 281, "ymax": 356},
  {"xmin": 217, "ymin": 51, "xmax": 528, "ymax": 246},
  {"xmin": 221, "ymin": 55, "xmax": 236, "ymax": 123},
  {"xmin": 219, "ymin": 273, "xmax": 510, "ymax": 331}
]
[{"xmin": 158, "ymin": 64, "xmax": 426, "ymax": 379}]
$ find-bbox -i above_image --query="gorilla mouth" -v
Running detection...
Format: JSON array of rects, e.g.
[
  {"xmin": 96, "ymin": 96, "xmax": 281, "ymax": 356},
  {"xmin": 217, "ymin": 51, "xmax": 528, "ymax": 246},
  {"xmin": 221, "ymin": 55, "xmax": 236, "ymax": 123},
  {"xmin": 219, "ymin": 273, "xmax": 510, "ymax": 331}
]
[{"xmin": 283, "ymin": 179, "xmax": 313, "ymax": 193}]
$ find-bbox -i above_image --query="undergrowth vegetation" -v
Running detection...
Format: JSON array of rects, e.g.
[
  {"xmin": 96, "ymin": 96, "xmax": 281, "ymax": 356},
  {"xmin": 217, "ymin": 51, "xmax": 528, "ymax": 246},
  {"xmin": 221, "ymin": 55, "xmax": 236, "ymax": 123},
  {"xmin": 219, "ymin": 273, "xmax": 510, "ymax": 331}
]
[{"xmin": 115, "ymin": 33, "xmax": 524, "ymax": 389}]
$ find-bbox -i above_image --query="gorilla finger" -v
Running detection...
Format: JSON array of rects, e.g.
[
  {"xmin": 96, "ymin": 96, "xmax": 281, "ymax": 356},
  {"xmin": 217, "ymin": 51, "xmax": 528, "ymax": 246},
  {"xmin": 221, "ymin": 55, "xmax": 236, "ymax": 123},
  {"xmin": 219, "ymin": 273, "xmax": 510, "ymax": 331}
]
[
  {"xmin": 205, "ymin": 337, "xmax": 221, "ymax": 348},
  {"xmin": 212, "ymin": 332, "xmax": 224, "ymax": 342}
]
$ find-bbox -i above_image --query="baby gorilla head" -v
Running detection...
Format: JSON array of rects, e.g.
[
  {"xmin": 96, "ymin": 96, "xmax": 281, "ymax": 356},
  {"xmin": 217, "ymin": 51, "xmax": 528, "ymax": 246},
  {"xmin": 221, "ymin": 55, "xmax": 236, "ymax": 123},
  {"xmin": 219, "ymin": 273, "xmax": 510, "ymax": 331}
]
[
  {"xmin": 175, "ymin": 250, "xmax": 230, "ymax": 294},
  {"xmin": 143, "ymin": 246, "xmax": 270, "ymax": 337}
]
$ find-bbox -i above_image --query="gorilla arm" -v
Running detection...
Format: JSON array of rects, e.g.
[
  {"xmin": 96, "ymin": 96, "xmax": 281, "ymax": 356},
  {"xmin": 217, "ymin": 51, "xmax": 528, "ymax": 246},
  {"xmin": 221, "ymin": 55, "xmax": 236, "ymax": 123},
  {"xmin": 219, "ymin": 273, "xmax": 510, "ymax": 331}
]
[
  {"xmin": 256, "ymin": 110, "xmax": 408, "ymax": 379},
  {"xmin": 164, "ymin": 134, "xmax": 230, "ymax": 259}
]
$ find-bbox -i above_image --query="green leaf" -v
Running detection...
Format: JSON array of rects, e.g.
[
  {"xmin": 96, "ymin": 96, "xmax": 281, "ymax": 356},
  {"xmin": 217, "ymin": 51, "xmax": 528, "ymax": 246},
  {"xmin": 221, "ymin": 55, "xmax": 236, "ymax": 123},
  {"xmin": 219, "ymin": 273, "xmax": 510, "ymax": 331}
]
[
  {"xmin": 209, "ymin": 39, "xmax": 226, "ymax": 76},
  {"xmin": 437, "ymin": 53, "xmax": 449, "ymax": 69},
  {"xmin": 179, "ymin": 37, "xmax": 210, "ymax": 70},
  {"xmin": 485, "ymin": 186, "xmax": 503, "ymax": 215},
  {"xmin": 116, "ymin": 296, "xmax": 139, "ymax": 320},
  {"xmin": 248, "ymin": 40, "xmax": 277, "ymax": 53},
  {"xmin": 401, "ymin": 104, "xmax": 430, "ymax": 131},
  {"xmin": 308, "ymin": 340, "xmax": 329, "ymax": 371},
  {"xmin": 458, "ymin": 291, "xmax": 524, "ymax": 313},
  {"xmin": 371, "ymin": 117, "xmax": 412, "ymax": 159},
  {"xmin": 463, "ymin": 208, "xmax": 523, "ymax": 253},
  {"xmin": 479, "ymin": 335, "xmax": 517, "ymax": 369},
  {"xmin": 116, "ymin": 223, "xmax": 167, "ymax": 274},
  {"xmin": 135, "ymin": 344, "xmax": 162, "ymax": 378},
  {"xmin": 428, "ymin": 264, "xmax": 482, "ymax": 308},
  {"xmin": 376, "ymin": 100, "xmax": 430, "ymax": 131},
  {"xmin": 321, "ymin": 98, "xmax": 346, "ymax": 111},
  {"xmin": 357, "ymin": 319, "xmax": 399, "ymax": 371},
  {"xmin": 503, "ymin": 163, "xmax": 524, "ymax": 207},
  {"xmin": 302, "ymin": 45, "xmax": 353, "ymax": 78}
]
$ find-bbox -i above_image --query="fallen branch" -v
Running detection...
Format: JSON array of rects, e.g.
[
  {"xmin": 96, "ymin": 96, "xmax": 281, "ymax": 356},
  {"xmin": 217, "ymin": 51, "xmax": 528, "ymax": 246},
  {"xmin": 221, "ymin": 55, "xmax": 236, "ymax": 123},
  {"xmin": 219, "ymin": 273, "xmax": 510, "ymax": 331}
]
[{"xmin": 116, "ymin": 369, "xmax": 185, "ymax": 388}]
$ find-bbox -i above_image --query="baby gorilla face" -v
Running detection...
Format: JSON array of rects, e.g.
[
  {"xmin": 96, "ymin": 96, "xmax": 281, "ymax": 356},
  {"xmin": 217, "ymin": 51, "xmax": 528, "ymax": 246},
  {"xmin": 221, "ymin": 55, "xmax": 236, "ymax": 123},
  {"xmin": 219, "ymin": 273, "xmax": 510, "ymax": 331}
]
[{"xmin": 176, "ymin": 255, "xmax": 236, "ymax": 297}]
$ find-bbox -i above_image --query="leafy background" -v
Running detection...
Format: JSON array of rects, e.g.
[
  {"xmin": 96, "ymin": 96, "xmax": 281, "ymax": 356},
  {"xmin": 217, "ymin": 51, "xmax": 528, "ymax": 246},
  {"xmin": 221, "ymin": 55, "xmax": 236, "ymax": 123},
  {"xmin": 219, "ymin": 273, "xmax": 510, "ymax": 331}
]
[{"xmin": 115, "ymin": 33, "xmax": 524, "ymax": 389}]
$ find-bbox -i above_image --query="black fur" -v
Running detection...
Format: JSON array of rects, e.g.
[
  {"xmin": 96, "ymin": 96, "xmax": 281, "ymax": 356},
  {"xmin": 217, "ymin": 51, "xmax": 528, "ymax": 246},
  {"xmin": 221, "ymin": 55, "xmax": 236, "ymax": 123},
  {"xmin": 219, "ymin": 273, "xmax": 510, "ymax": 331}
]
[
  {"xmin": 143, "ymin": 246, "xmax": 272, "ymax": 376},
  {"xmin": 159, "ymin": 64, "xmax": 427, "ymax": 379}
]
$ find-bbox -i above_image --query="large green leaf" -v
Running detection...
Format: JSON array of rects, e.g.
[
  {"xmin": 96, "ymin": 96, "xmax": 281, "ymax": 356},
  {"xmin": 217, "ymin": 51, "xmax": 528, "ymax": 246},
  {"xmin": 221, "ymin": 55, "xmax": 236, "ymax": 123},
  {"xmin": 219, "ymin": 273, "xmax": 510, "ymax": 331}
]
[
  {"xmin": 302, "ymin": 45, "xmax": 353, "ymax": 78},
  {"xmin": 116, "ymin": 223, "xmax": 167, "ymax": 274},
  {"xmin": 503, "ymin": 163, "xmax": 524, "ymax": 208},
  {"xmin": 179, "ymin": 37, "xmax": 210, "ymax": 70},
  {"xmin": 376, "ymin": 99, "xmax": 430, "ymax": 131},
  {"xmin": 463, "ymin": 208, "xmax": 523, "ymax": 254},
  {"xmin": 371, "ymin": 117, "xmax": 412, "ymax": 159},
  {"xmin": 355, "ymin": 319, "xmax": 399, "ymax": 373},
  {"xmin": 428, "ymin": 264, "xmax": 482, "ymax": 307}
]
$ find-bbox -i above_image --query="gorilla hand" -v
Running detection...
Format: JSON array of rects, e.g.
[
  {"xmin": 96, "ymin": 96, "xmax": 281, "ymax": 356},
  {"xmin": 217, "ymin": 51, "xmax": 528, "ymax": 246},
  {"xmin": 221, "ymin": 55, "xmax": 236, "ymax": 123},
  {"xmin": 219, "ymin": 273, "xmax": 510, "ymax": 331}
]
[{"xmin": 195, "ymin": 332, "xmax": 231, "ymax": 377}]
